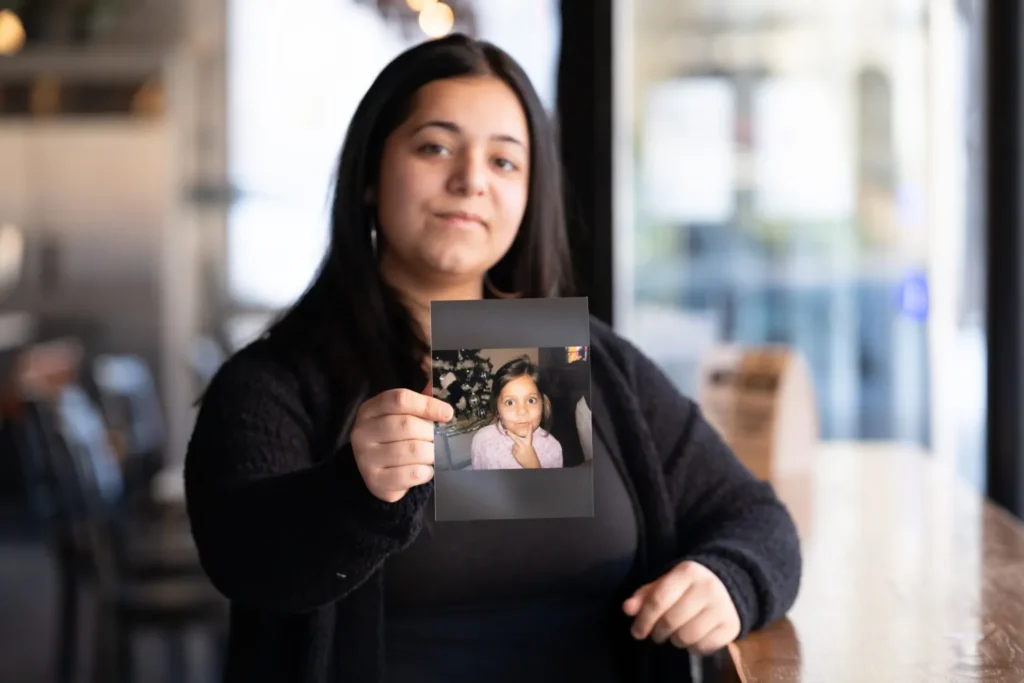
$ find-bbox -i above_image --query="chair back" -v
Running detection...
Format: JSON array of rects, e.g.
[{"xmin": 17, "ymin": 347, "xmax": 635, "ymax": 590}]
[
  {"xmin": 4, "ymin": 338, "xmax": 83, "ymax": 522},
  {"xmin": 92, "ymin": 354, "xmax": 165, "ymax": 458},
  {"xmin": 37, "ymin": 384, "xmax": 128, "ymax": 594},
  {"xmin": 55, "ymin": 384, "xmax": 126, "ymax": 508}
]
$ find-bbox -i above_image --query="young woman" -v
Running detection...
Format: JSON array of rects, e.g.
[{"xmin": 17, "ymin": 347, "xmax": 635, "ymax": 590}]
[
  {"xmin": 470, "ymin": 355, "xmax": 563, "ymax": 470},
  {"xmin": 184, "ymin": 34, "xmax": 802, "ymax": 683}
]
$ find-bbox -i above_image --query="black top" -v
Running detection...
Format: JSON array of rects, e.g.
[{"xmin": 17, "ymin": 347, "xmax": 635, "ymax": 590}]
[
  {"xmin": 383, "ymin": 430, "xmax": 639, "ymax": 683},
  {"xmin": 183, "ymin": 317, "xmax": 803, "ymax": 683}
]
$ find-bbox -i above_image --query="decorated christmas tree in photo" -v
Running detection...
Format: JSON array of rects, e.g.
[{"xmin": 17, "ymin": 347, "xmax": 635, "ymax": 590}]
[{"xmin": 432, "ymin": 349, "xmax": 494, "ymax": 434}]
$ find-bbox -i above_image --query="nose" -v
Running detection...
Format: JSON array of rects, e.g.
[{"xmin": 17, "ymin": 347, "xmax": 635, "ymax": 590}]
[{"xmin": 447, "ymin": 147, "xmax": 487, "ymax": 197}]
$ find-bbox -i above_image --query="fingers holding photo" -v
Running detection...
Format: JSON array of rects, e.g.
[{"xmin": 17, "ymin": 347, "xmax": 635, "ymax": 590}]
[
  {"xmin": 362, "ymin": 462, "xmax": 435, "ymax": 503},
  {"xmin": 359, "ymin": 387, "xmax": 453, "ymax": 424},
  {"xmin": 360, "ymin": 413, "xmax": 437, "ymax": 446},
  {"xmin": 351, "ymin": 386, "xmax": 450, "ymax": 503}
]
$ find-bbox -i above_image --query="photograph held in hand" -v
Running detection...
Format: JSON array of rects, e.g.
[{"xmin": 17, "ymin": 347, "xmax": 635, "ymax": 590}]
[{"xmin": 430, "ymin": 298, "xmax": 594, "ymax": 521}]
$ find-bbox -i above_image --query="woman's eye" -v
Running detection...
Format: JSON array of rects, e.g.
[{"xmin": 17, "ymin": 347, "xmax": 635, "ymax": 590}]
[
  {"xmin": 493, "ymin": 157, "xmax": 517, "ymax": 172},
  {"xmin": 419, "ymin": 143, "xmax": 449, "ymax": 156},
  {"xmin": 528, "ymin": 397, "xmax": 537, "ymax": 404}
]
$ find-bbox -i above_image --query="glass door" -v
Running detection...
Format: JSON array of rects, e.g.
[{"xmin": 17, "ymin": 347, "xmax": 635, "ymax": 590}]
[{"xmin": 614, "ymin": 0, "xmax": 984, "ymax": 485}]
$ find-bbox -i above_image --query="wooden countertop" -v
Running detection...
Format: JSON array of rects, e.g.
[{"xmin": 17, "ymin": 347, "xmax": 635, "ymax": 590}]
[{"xmin": 725, "ymin": 443, "xmax": 1024, "ymax": 683}]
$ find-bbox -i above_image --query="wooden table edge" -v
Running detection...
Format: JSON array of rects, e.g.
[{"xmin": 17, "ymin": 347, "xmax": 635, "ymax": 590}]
[{"xmin": 724, "ymin": 642, "xmax": 747, "ymax": 683}]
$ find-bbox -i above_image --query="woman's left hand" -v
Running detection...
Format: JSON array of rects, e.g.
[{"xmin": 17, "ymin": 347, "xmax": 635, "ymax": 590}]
[{"xmin": 622, "ymin": 560, "xmax": 741, "ymax": 655}]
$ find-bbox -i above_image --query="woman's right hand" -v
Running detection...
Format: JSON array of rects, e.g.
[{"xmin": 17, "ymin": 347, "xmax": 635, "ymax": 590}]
[{"xmin": 350, "ymin": 385, "xmax": 454, "ymax": 503}]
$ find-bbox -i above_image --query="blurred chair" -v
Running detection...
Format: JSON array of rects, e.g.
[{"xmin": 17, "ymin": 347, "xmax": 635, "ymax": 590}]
[
  {"xmin": 2, "ymin": 338, "xmax": 85, "ymax": 525},
  {"xmin": 91, "ymin": 354, "xmax": 168, "ymax": 513},
  {"xmin": 7, "ymin": 341, "xmax": 222, "ymax": 683},
  {"xmin": 437, "ymin": 429, "xmax": 476, "ymax": 470},
  {"xmin": 32, "ymin": 385, "xmax": 226, "ymax": 683}
]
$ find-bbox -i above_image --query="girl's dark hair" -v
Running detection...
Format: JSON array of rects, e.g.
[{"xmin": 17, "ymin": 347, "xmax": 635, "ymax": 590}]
[
  {"xmin": 262, "ymin": 34, "xmax": 572, "ymax": 397},
  {"xmin": 490, "ymin": 355, "xmax": 551, "ymax": 430}
]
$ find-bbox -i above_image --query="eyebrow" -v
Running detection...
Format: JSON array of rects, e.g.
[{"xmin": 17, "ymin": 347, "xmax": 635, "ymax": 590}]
[{"xmin": 413, "ymin": 120, "xmax": 525, "ymax": 147}]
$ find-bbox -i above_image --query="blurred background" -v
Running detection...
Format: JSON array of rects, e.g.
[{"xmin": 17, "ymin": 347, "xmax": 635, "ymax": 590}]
[{"xmin": 0, "ymin": 0, "xmax": 1019, "ymax": 681}]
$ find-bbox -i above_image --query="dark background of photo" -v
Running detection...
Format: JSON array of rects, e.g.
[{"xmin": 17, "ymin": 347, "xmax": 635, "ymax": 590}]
[
  {"xmin": 433, "ymin": 346, "xmax": 591, "ymax": 471},
  {"xmin": 538, "ymin": 346, "xmax": 591, "ymax": 468}
]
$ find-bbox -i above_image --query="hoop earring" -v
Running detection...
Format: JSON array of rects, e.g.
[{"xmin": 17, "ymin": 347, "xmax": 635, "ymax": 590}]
[{"xmin": 485, "ymin": 273, "xmax": 521, "ymax": 299}]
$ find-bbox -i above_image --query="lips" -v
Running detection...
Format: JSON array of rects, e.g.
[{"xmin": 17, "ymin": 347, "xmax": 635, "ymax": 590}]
[{"xmin": 435, "ymin": 211, "xmax": 486, "ymax": 228}]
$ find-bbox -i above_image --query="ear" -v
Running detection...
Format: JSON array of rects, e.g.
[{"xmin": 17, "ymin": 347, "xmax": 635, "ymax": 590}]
[
  {"xmin": 364, "ymin": 186, "xmax": 377, "ymax": 204},
  {"xmin": 542, "ymin": 394, "xmax": 552, "ymax": 427}
]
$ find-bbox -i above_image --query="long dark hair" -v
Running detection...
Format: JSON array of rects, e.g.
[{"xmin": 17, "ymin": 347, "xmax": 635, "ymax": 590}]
[
  {"xmin": 490, "ymin": 355, "xmax": 552, "ymax": 431},
  {"xmin": 263, "ymin": 34, "xmax": 572, "ymax": 397}
]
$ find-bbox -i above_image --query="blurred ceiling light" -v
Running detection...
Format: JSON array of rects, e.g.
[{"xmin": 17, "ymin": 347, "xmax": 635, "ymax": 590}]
[
  {"xmin": 0, "ymin": 10, "xmax": 26, "ymax": 56},
  {"xmin": 419, "ymin": 1, "xmax": 454, "ymax": 38},
  {"xmin": 407, "ymin": 0, "xmax": 436, "ymax": 11}
]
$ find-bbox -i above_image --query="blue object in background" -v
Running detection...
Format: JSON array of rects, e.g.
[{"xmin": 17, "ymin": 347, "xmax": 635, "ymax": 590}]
[{"xmin": 896, "ymin": 271, "xmax": 930, "ymax": 321}]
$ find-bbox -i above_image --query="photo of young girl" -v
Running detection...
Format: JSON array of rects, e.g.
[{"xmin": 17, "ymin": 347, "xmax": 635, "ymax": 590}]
[
  {"xmin": 432, "ymin": 345, "xmax": 591, "ymax": 472},
  {"xmin": 470, "ymin": 356, "xmax": 563, "ymax": 470}
]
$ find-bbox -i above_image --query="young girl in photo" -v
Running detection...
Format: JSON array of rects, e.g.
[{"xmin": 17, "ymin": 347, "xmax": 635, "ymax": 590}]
[{"xmin": 470, "ymin": 356, "xmax": 563, "ymax": 470}]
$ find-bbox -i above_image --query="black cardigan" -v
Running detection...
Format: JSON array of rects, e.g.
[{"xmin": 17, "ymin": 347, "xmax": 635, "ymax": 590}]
[{"xmin": 184, "ymin": 318, "xmax": 802, "ymax": 682}]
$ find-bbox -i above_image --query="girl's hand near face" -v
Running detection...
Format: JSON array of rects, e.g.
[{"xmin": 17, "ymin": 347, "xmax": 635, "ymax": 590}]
[{"xmin": 508, "ymin": 427, "xmax": 541, "ymax": 469}]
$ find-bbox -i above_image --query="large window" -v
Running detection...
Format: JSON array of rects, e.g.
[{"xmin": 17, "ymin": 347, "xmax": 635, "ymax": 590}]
[
  {"xmin": 226, "ymin": 0, "xmax": 560, "ymax": 312},
  {"xmin": 615, "ymin": 0, "xmax": 984, "ymax": 484}
]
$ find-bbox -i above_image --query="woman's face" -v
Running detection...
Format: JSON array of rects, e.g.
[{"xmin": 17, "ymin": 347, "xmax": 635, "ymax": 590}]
[
  {"xmin": 375, "ymin": 75, "xmax": 530, "ymax": 286},
  {"xmin": 496, "ymin": 375, "xmax": 542, "ymax": 438}
]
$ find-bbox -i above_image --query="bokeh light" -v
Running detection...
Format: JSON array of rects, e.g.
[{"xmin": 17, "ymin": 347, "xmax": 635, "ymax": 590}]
[
  {"xmin": 418, "ymin": 2, "xmax": 454, "ymax": 38},
  {"xmin": 0, "ymin": 10, "xmax": 26, "ymax": 56}
]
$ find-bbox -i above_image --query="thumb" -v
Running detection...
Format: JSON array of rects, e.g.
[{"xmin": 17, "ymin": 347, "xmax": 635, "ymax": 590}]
[{"xmin": 622, "ymin": 582, "xmax": 654, "ymax": 616}]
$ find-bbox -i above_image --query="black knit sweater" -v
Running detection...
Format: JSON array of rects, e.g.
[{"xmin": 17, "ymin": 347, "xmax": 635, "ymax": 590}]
[{"xmin": 184, "ymin": 318, "xmax": 802, "ymax": 682}]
